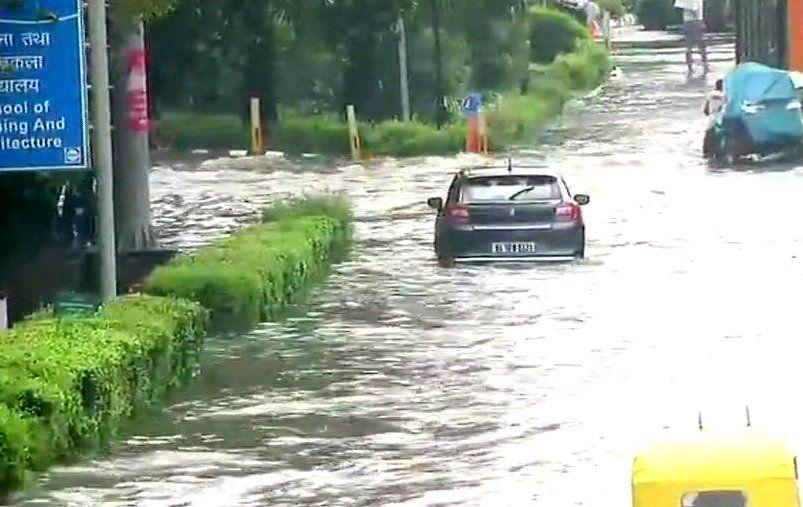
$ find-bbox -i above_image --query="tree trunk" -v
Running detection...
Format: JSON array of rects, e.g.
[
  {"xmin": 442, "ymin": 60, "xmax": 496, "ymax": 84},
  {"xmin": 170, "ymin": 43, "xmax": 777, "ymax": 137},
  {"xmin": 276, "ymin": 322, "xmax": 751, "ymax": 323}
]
[
  {"xmin": 704, "ymin": 0, "xmax": 730, "ymax": 32},
  {"xmin": 111, "ymin": 18, "xmax": 158, "ymax": 253},
  {"xmin": 431, "ymin": 0, "xmax": 446, "ymax": 129}
]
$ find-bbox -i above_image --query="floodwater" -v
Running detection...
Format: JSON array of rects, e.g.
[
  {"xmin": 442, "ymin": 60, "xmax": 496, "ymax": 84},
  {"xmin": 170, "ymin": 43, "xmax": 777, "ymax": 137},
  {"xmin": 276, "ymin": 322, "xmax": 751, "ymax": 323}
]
[{"xmin": 14, "ymin": 39, "xmax": 803, "ymax": 506}]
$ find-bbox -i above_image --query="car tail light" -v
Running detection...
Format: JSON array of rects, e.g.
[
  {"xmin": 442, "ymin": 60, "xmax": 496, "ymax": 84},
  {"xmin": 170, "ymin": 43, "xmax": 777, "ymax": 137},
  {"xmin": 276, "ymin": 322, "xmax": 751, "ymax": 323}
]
[
  {"xmin": 444, "ymin": 204, "xmax": 470, "ymax": 224},
  {"xmin": 556, "ymin": 202, "xmax": 582, "ymax": 222}
]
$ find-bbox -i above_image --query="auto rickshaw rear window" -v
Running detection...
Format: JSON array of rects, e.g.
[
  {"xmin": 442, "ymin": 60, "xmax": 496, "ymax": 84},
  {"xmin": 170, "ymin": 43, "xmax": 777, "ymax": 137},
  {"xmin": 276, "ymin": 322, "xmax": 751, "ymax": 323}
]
[{"xmin": 681, "ymin": 491, "xmax": 747, "ymax": 507}]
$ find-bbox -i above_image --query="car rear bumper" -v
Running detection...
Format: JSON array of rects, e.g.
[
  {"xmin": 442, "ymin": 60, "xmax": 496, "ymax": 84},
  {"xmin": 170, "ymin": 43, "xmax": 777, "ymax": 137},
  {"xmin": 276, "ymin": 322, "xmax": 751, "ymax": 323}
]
[
  {"xmin": 453, "ymin": 255, "xmax": 577, "ymax": 263},
  {"xmin": 438, "ymin": 223, "xmax": 584, "ymax": 259}
]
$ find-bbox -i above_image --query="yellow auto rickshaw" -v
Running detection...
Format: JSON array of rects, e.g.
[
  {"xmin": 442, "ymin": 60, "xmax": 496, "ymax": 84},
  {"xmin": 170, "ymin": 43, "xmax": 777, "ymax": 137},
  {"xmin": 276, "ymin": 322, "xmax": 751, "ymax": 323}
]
[{"xmin": 633, "ymin": 432, "xmax": 800, "ymax": 507}]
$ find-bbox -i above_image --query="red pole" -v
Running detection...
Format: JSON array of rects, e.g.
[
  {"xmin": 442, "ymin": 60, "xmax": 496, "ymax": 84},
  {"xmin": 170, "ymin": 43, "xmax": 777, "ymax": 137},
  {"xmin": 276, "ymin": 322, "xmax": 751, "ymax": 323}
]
[{"xmin": 467, "ymin": 116, "xmax": 479, "ymax": 153}]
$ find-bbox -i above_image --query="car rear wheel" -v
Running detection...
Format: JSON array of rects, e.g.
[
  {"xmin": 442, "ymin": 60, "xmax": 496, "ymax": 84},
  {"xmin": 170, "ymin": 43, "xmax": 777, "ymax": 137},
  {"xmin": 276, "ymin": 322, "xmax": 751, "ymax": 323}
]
[
  {"xmin": 574, "ymin": 231, "xmax": 586, "ymax": 260},
  {"xmin": 434, "ymin": 240, "xmax": 454, "ymax": 267}
]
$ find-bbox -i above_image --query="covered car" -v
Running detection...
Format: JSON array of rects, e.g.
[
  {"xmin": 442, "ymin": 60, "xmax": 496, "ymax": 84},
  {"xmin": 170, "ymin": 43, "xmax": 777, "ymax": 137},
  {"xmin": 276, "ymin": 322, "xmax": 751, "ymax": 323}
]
[{"xmin": 713, "ymin": 62, "xmax": 803, "ymax": 159}]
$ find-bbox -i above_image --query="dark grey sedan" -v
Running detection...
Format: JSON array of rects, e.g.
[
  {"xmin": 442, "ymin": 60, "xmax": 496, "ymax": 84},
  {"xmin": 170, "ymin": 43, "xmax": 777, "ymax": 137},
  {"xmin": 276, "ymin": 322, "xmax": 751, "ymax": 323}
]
[{"xmin": 427, "ymin": 167, "xmax": 589, "ymax": 265}]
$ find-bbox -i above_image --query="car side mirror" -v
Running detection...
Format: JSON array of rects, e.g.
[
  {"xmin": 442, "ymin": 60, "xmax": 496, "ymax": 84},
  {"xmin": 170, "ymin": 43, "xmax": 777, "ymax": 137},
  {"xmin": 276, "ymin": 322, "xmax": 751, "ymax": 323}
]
[
  {"xmin": 574, "ymin": 194, "xmax": 590, "ymax": 206},
  {"xmin": 427, "ymin": 197, "xmax": 444, "ymax": 211}
]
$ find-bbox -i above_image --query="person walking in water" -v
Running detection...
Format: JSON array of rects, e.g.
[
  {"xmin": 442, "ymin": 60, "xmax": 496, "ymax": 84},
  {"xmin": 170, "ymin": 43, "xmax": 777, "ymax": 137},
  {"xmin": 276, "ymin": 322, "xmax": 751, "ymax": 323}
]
[
  {"xmin": 676, "ymin": 0, "xmax": 708, "ymax": 75},
  {"xmin": 703, "ymin": 79, "xmax": 724, "ymax": 156},
  {"xmin": 585, "ymin": 1, "xmax": 602, "ymax": 37}
]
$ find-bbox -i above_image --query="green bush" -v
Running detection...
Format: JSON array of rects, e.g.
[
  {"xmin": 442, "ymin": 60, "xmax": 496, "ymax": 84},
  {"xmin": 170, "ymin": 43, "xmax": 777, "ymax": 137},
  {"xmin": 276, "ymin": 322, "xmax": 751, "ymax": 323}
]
[
  {"xmin": 0, "ymin": 296, "xmax": 207, "ymax": 492},
  {"xmin": 551, "ymin": 40, "xmax": 612, "ymax": 90},
  {"xmin": 362, "ymin": 120, "xmax": 466, "ymax": 157},
  {"xmin": 489, "ymin": 40, "xmax": 609, "ymax": 147},
  {"xmin": 145, "ymin": 196, "xmax": 353, "ymax": 329},
  {"xmin": 156, "ymin": 112, "xmax": 250, "ymax": 150},
  {"xmin": 527, "ymin": 7, "xmax": 590, "ymax": 64},
  {"xmin": 636, "ymin": 0, "xmax": 682, "ymax": 30},
  {"xmin": 272, "ymin": 115, "xmax": 351, "ymax": 155},
  {"xmin": 598, "ymin": 0, "xmax": 626, "ymax": 17},
  {"xmin": 0, "ymin": 405, "xmax": 32, "ymax": 492},
  {"xmin": 272, "ymin": 116, "xmax": 466, "ymax": 158}
]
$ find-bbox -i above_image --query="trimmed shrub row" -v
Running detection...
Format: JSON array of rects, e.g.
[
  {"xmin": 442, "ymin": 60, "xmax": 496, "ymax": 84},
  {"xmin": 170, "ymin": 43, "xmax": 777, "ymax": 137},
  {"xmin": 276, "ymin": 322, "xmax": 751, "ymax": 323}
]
[
  {"xmin": 144, "ymin": 196, "xmax": 353, "ymax": 329},
  {"xmin": 0, "ymin": 296, "xmax": 208, "ymax": 492}
]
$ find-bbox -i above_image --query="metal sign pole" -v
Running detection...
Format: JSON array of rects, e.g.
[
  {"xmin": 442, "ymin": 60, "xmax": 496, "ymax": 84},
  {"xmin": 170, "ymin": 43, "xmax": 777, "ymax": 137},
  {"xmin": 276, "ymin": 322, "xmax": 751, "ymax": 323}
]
[{"xmin": 88, "ymin": 0, "xmax": 117, "ymax": 301}]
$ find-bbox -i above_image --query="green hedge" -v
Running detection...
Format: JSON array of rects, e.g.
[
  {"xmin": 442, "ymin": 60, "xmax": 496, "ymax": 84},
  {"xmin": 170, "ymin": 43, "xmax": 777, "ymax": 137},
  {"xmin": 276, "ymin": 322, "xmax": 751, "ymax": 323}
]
[
  {"xmin": 272, "ymin": 116, "xmax": 351, "ymax": 155},
  {"xmin": 527, "ymin": 7, "xmax": 590, "ymax": 64},
  {"xmin": 156, "ymin": 113, "xmax": 250, "ymax": 150},
  {"xmin": 0, "ymin": 296, "xmax": 208, "ymax": 492},
  {"xmin": 489, "ymin": 40, "xmax": 610, "ymax": 147},
  {"xmin": 363, "ymin": 120, "xmax": 466, "ymax": 157},
  {"xmin": 145, "ymin": 196, "xmax": 353, "ymax": 329},
  {"xmin": 0, "ymin": 197, "xmax": 353, "ymax": 494}
]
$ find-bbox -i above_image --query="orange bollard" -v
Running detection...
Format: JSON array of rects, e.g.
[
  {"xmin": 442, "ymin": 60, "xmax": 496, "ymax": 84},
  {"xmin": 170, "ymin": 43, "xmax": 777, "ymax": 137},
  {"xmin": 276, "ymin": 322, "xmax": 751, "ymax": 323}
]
[
  {"xmin": 590, "ymin": 20, "xmax": 602, "ymax": 39},
  {"xmin": 466, "ymin": 116, "xmax": 480, "ymax": 153}
]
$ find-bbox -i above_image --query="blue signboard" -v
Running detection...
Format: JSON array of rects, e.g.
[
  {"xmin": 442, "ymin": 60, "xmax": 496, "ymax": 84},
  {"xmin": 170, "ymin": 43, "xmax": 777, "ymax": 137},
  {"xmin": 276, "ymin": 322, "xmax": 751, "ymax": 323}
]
[
  {"xmin": 462, "ymin": 93, "xmax": 483, "ymax": 117},
  {"xmin": 0, "ymin": 0, "xmax": 89, "ymax": 172}
]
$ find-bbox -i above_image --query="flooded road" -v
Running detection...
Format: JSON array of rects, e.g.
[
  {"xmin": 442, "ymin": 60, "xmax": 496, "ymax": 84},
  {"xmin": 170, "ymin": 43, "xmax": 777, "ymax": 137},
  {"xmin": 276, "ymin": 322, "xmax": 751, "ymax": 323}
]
[{"xmin": 15, "ymin": 39, "xmax": 803, "ymax": 506}]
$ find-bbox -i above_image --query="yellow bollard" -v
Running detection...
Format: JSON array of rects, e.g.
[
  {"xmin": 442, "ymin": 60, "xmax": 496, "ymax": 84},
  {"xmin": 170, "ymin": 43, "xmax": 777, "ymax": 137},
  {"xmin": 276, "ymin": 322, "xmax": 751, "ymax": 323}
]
[
  {"xmin": 250, "ymin": 97, "xmax": 264, "ymax": 155},
  {"xmin": 346, "ymin": 104, "xmax": 362, "ymax": 161}
]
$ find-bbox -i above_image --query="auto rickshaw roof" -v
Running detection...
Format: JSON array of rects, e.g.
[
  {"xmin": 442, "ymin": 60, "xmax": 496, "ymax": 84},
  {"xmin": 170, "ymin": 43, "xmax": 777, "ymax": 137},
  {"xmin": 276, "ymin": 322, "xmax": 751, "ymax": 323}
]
[{"xmin": 633, "ymin": 432, "xmax": 797, "ymax": 485}]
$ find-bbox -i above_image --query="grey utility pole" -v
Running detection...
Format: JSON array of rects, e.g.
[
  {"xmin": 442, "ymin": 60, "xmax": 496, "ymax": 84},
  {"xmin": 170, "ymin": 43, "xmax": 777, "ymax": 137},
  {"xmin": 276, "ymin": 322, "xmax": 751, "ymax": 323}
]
[
  {"xmin": 397, "ymin": 13, "xmax": 411, "ymax": 122},
  {"xmin": 88, "ymin": 0, "xmax": 118, "ymax": 301}
]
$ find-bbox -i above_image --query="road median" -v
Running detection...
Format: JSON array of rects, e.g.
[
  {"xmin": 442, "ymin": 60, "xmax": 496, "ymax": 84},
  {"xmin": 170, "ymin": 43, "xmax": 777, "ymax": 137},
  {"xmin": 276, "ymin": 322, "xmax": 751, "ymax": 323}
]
[
  {"xmin": 144, "ymin": 195, "xmax": 353, "ymax": 329},
  {"xmin": 0, "ymin": 296, "xmax": 208, "ymax": 494},
  {"xmin": 0, "ymin": 195, "xmax": 352, "ymax": 495}
]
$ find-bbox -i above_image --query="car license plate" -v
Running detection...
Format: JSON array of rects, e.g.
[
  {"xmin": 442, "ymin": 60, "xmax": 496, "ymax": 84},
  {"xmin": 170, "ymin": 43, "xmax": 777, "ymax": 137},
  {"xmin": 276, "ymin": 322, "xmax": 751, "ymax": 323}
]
[{"xmin": 491, "ymin": 242, "xmax": 536, "ymax": 255}]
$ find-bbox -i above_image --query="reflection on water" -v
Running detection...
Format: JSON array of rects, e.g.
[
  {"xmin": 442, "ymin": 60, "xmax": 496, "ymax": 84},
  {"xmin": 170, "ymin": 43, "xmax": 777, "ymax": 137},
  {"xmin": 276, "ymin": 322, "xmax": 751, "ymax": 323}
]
[{"xmin": 13, "ymin": 41, "xmax": 803, "ymax": 506}]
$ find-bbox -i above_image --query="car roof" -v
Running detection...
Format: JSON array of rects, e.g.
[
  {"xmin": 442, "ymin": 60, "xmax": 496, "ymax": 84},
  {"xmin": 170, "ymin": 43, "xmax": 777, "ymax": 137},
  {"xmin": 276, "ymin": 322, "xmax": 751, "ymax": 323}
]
[{"xmin": 457, "ymin": 165, "xmax": 563, "ymax": 179}]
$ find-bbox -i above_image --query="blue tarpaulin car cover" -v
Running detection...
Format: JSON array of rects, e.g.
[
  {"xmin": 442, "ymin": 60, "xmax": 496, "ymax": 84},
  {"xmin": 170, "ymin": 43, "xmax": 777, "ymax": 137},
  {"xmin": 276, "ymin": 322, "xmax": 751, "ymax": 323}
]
[{"xmin": 720, "ymin": 62, "xmax": 803, "ymax": 148}]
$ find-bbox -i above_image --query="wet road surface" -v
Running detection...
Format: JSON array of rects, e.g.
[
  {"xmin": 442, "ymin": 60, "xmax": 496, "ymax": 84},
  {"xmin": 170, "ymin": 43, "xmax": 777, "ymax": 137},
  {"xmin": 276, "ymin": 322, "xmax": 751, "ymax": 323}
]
[{"xmin": 14, "ymin": 39, "xmax": 803, "ymax": 506}]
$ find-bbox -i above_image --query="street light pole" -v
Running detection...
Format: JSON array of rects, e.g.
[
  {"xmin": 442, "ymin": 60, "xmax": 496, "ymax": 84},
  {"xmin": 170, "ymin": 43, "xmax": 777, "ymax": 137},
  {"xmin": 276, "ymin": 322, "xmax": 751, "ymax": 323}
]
[{"xmin": 88, "ymin": 0, "xmax": 117, "ymax": 301}]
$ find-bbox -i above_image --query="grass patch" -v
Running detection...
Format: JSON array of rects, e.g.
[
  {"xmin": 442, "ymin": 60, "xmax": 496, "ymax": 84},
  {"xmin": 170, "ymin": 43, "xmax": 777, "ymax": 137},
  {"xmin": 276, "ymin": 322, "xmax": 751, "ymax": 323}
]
[
  {"xmin": 145, "ymin": 195, "xmax": 353, "ymax": 330},
  {"xmin": 0, "ymin": 296, "xmax": 208, "ymax": 493}
]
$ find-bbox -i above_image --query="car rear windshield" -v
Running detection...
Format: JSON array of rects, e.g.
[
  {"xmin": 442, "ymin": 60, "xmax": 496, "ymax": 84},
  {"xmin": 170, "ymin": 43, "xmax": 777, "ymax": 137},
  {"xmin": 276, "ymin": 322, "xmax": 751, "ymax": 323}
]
[{"xmin": 461, "ymin": 176, "xmax": 561, "ymax": 202}]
